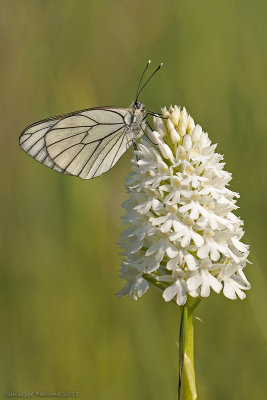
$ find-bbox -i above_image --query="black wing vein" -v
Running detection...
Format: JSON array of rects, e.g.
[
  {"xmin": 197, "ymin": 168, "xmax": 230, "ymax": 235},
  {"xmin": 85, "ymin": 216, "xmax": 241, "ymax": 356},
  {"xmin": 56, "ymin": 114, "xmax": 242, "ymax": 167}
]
[{"xmin": 91, "ymin": 128, "xmax": 127, "ymax": 178}]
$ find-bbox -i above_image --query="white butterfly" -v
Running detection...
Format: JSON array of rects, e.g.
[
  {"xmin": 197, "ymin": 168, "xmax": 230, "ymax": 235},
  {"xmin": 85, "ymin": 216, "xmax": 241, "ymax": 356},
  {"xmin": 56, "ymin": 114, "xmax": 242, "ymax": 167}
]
[{"xmin": 19, "ymin": 61, "xmax": 163, "ymax": 180}]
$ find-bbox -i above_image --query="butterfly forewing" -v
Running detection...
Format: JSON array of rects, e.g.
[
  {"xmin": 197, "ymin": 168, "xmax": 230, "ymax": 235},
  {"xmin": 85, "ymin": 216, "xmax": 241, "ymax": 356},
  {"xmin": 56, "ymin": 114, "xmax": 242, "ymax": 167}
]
[{"xmin": 19, "ymin": 107, "xmax": 141, "ymax": 179}]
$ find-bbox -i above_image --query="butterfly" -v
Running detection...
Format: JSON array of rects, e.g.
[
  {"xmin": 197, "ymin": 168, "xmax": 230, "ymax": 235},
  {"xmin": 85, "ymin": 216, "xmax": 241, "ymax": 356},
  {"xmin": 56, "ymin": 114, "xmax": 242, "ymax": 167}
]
[{"xmin": 19, "ymin": 61, "xmax": 163, "ymax": 180}]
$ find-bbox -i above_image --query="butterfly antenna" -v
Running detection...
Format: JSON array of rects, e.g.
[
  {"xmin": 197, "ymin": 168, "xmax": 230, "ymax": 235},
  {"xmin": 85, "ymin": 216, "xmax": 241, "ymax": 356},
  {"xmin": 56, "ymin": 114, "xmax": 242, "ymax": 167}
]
[
  {"xmin": 136, "ymin": 62, "xmax": 163, "ymax": 101},
  {"xmin": 135, "ymin": 60, "xmax": 151, "ymax": 102}
]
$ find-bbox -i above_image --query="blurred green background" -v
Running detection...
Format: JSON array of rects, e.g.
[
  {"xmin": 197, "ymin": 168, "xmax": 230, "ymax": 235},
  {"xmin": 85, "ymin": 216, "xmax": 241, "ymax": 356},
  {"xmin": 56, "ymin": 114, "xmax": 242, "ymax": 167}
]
[{"xmin": 1, "ymin": 0, "xmax": 267, "ymax": 399}]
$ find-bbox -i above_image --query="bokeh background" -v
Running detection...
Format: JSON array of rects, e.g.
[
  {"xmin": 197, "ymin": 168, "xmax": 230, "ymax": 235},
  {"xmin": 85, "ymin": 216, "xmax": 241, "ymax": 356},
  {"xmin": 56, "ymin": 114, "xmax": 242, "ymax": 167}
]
[{"xmin": 1, "ymin": 0, "xmax": 267, "ymax": 399}]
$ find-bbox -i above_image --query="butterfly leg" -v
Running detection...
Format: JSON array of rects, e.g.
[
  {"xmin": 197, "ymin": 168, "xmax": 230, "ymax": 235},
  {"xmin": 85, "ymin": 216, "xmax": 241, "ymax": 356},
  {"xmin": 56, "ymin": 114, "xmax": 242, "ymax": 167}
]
[
  {"xmin": 141, "ymin": 124, "xmax": 158, "ymax": 146},
  {"xmin": 133, "ymin": 142, "xmax": 140, "ymax": 162},
  {"xmin": 146, "ymin": 120, "xmax": 153, "ymax": 132},
  {"xmin": 125, "ymin": 130, "xmax": 139, "ymax": 162},
  {"xmin": 145, "ymin": 112, "xmax": 168, "ymax": 119}
]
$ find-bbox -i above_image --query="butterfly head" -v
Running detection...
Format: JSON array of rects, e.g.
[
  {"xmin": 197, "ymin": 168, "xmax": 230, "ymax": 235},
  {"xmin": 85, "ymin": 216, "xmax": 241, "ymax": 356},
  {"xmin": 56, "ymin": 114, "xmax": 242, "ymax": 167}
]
[{"xmin": 134, "ymin": 100, "xmax": 145, "ymax": 111}]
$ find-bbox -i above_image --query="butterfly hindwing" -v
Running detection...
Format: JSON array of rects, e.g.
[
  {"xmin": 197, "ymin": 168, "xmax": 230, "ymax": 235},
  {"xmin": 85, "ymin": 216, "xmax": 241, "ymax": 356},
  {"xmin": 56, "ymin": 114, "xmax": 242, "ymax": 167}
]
[{"xmin": 19, "ymin": 118, "xmax": 66, "ymax": 173}]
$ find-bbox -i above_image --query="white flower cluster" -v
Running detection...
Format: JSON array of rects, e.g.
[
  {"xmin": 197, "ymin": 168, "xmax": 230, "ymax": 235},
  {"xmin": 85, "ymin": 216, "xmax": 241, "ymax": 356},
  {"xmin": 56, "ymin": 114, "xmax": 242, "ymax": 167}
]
[{"xmin": 118, "ymin": 105, "xmax": 250, "ymax": 305}]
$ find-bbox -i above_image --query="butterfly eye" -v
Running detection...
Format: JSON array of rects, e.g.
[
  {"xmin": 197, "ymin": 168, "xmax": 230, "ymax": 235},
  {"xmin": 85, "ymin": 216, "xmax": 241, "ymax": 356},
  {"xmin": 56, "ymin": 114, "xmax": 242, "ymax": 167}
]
[{"xmin": 135, "ymin": 101, "xmax": 142, "ymax": 109}]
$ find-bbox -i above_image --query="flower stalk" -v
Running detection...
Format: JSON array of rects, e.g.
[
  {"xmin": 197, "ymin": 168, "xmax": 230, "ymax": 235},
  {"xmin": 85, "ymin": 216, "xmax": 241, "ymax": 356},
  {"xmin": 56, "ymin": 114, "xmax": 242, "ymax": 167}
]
[{"xmin": 179, "ymin": 298, "xmax": 199, "ymax": 400}]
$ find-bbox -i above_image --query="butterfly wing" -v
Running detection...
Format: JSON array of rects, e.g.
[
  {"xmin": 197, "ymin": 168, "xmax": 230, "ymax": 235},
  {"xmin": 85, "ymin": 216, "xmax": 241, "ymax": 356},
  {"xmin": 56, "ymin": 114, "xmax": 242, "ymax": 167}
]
[
  {"xmin": 19, "ymin": 107, "xmax": 137, "ymax": 179},
  {"xmin": 19, "ymin": 118, "xmax": 66, "ymax": 173}
]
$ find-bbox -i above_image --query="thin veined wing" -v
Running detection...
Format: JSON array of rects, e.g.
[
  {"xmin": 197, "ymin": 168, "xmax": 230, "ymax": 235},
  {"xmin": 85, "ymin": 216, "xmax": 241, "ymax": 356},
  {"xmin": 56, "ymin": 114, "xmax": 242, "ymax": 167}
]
[
  {"xmin": 19, "ymin": 117, "xmax": 66, "ymax": 173},
  {"xmin": 19, "ymin": 107, "xmax": 135, "ymax": 179}
]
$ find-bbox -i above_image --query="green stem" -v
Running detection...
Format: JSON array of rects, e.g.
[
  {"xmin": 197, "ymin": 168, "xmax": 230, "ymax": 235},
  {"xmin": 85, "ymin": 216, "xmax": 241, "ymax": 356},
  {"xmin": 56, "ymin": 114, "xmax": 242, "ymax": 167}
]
[
  {"xmin": 178, "ymin": 298, "xmax": 199, "ymax": 400},
  {"xmin": 143, "ymin": 273, "xmax": 200, "ymax": 399},
  {"xmin": 183, "ymin": 306, "xmax": 197, "ymax": 400}
]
